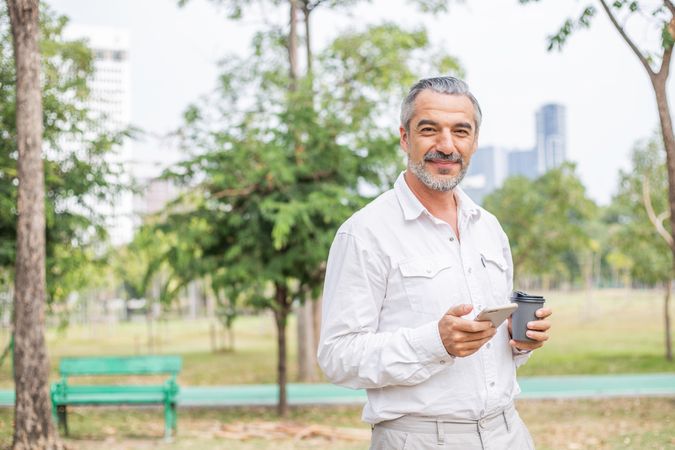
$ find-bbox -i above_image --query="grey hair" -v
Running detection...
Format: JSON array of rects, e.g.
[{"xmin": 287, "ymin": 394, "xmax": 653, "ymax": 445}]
[{"xmin": 400, "ymin": 76, "xmax": 482, "ymax": 133}]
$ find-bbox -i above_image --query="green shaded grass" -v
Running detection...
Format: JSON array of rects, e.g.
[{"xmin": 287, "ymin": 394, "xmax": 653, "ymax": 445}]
[
  {"xmin": 0, "ymin": 289, "xmax": 672, "ymax": 389},
  {"xmin": 518, "ymin": 289, "xmax": 674, "ymax": 376}
]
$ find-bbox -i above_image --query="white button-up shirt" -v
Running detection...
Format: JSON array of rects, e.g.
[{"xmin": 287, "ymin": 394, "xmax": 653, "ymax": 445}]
[{"xmin": 318, "ymin": 172, "xmax": 531, "ymax": 424}]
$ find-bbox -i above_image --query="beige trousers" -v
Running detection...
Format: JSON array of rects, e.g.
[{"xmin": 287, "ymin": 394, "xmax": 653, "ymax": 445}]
[{"xmin": 369, "ymin": 404, "xmax": 535, "ymax": 450}]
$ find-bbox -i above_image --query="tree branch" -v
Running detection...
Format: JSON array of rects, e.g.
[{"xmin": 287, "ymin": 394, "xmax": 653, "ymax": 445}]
[
  {"xmin": 660, "ymin": 37, "xmax": 673, "ymax": 78},
  {"xmin": 210, "ymin": 184, "xmax": 258, "ymax": 199},
  {"xmin": 306, "ymin": 0, "xmax": 327, "ymax": 12},
  {"xmin": 642, "ymin": 175, "xmax": 674, "ymax": 248},
  {"xmin": 665, "ymin": 0, "xmax": 675, "ymax": 16},
  {"xmin": 599, "ymin": 0, "xmax": 655, "ymax": 76}
]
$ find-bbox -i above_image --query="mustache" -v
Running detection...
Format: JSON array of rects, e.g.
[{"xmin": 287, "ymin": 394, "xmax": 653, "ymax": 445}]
[{"xmin": 424, "ymin": 151, "xmax": 463, "ymax": 163}]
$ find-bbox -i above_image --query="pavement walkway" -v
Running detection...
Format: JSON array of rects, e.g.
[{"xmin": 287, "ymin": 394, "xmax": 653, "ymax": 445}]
[{"xmin": 0, "ymin": 373, "xmax": 673, "ymax": 407}]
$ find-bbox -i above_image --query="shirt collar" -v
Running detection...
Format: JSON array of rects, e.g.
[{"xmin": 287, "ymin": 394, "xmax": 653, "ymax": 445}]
[{"xmin": 394, "ymin": 171, "xmax": 481, "ymax": 222}]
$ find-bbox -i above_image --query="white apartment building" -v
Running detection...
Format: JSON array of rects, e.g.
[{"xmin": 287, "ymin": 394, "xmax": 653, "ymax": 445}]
[{"xmin": 63, "ymin": 25, "xmax": 134, "ymax": 245}]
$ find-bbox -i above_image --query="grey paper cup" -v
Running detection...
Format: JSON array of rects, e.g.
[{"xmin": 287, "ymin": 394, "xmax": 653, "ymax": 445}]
[{"xmin": 510, "ymin": 291, "xmax": 545, "ymax": 342}]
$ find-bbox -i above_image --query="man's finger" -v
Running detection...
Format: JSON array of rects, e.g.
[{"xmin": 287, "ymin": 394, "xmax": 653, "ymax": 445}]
[
  {"xmin": 445, "ymin": 303, "xmax": 473, "ymax": 318},
  {"xmin": 535, "ymin": 308, "xmax": 552, "ymax": 319},
  {"xmin": 527, "ymin": 320, "xmax": 551, "ymax": 332},
  {"xmin": 525, "ymin": 330, "xmax": 549, "ymax": 342},
  {"xmin": 461, "ymin": 327, "xmax": 497, "ymax": 343}
]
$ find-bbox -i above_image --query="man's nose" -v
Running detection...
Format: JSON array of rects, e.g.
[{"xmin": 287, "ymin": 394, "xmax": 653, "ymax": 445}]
[{"xmin": 436, "ymin": 129, "xmax": 455, "ymax": 152}]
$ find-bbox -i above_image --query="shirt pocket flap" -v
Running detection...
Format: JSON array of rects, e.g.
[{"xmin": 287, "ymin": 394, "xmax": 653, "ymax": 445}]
[
  {"xmin": 399, "ymin": 256, "xmax": 452, "ymax": 278},
  {"xmin": 481, "ymin": 251, "xmax": 507, "ymax": 272}
]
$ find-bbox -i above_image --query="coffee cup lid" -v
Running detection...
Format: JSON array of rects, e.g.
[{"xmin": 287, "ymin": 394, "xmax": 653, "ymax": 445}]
[{"xmin": 510, "ymin": 290, "xmax": 545, "ymax": 303}]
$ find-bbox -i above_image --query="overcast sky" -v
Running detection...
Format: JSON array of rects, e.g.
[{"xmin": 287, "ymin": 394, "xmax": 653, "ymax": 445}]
[{"xmin": 47, "ymin": 0, "xmax": 673, "ymax": 205}]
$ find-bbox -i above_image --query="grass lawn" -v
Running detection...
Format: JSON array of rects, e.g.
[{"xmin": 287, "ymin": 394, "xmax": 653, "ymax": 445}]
[
  {"xmin": 0, "ymin": 288, "xmax": 673, "ymax": 387},
  {"xmin": 0, "ymin": 289, "xmax": 673, "ymax": 448},
  {"xmin": 0, "ymin": 398, "xmax": 671, "ymax": 449}
]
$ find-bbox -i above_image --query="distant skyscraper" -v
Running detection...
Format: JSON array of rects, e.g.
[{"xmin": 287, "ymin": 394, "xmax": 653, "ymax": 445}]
[
  {"xmin": 462, "ymin": 102, "xmax": 568, "ymax": 205},
  {"xmin": 536, "ymin": 103, "xmax": 566, "ymax": 174},
  {"xmin": 507, "ymin": 148, "xmax": 538, "ymax": 179},
  {"xmin": 462, "ymin": 145, "xmax": 507, "ymax": 204},
  {"xmin": 63, "ymin": 25, "xmax": 133, "ymax": 245}
]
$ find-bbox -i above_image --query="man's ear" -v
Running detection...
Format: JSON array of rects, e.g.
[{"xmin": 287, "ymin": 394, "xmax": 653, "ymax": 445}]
[{"xmin": 399, "ymin": 126, "xmax": 409, "ymax": 153}]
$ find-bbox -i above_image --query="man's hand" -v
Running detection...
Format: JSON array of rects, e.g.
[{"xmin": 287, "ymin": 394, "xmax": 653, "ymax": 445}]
[
  {"xmin": 438, "ymin": 304, "xmax": 496, "ymax": 358},
  {"xmin": 509, "ymin": 307, "xmax": 552, "ymax": 352}
]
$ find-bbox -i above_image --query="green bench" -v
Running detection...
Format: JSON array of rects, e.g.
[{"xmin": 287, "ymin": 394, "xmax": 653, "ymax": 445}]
[{"xmin": 50, "ymin": 355, "xmax": 182, "ymax": 439}]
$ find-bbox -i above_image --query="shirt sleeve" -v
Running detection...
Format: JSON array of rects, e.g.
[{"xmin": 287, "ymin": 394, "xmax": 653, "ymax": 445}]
[
  {"xmin": 500, "ymin": 228, "xmax": 533, "ymax": 367},
  {"xmin": 317, "ymin": 231, "xmax": 451, "ymax": 390}
]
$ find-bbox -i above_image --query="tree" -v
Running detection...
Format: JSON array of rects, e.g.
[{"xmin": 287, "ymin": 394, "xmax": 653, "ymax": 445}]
[
  {"xmin": 521, "ymin": 0, "xmax": 675, "ymax": 341},
  {"xmin": 179, "ymin": 0, "xmax": 464, "ymax": 383},
  {"xmin": 0, "ymin": 7, "xmax": 125, "ymax": 308},
  {"xmin": 607, "ymin": 135, "xmax": 672, "ymax": 360},
  {"xmin": 1, "ymin": 5, "xmax": 126, "ymax": 443},
  {"xmin": 484, "ymin": 163, "xmax": 598, "ymax": 288},
  {"xmin": 166, "ymin": 21, "xmax": 460, "ymax": 415},
  {"xmin": 6, "ymin": 0, "xmax": 60, "ymax": 447}
]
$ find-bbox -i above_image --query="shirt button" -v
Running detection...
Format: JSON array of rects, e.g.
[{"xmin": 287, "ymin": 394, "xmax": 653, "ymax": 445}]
[
  {"xmin": 440, "ymin": 359, "xmax": 446, "ymax": 365},
  {"xmin": 449, "ymin": 236, "xmax": 455, "ymax": 241},
  {"xmin": 490, "ymin": 381, "xmax": 495, "ymax": 387},
  {"xmin": 486, "ymin": 343, "xmax": 491, "ymax": 349},
  {"xmin": 467, "ymin": 267, "xmax": 472, "ymax": 274}
]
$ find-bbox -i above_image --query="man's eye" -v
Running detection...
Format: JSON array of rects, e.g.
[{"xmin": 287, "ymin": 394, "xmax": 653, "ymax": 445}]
[{"xmin": 420, "ymin": 127, "xmax": 434, "ymax": 133}]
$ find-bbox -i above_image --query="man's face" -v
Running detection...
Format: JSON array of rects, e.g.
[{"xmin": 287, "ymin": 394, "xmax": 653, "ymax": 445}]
[{"xmin": 400, "ymin": 91, "xmax": 479, "ymax": 192}]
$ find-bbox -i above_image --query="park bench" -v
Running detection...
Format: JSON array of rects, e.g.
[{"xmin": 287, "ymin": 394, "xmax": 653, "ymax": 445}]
[{"xmin": 50, "ymin": 355, "xmax": 182, "ymax": 440}]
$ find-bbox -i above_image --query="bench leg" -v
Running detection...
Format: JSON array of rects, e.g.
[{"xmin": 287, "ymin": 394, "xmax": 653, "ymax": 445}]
[
  {"xmin": 164, "ymin": 402, "xmax": 172, "ymax": 441},
  {"xmin": 57, "ymin": 405, "xmax": 69, "ymax": 436},
  {"xmin": 171, "ymin": 402, "xmax": 177, "ymax": 432}
]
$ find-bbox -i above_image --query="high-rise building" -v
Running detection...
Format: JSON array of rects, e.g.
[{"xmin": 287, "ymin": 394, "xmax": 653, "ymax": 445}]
[
  {"xmin": 63, "ymin": 25, "xmax": 133, "ymax": 245},
  {"xmin": 536, "ymin": 103, "xmax": 566, "ymax": 174},
  {"xmin": 462, "ymin": 145, "xmax": 507, "ymax": 204},
  {"xmin": 507, "ymin": 148, "xmax": 538, "ymax": 179},
  {"xmin": 461, "ymin": 103, "xmax": 567, "ymax": 205}
]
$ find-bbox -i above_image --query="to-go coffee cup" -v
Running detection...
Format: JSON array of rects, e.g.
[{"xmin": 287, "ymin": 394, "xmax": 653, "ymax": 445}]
[{"xmin": 510, "ymin": 291, "xmax": 545, "ymax": 342}]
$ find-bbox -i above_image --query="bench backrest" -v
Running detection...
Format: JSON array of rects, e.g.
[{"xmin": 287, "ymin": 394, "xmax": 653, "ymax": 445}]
[{"xmin": 59, "ymin": 356, "xmax": 182, "ymax": 377}]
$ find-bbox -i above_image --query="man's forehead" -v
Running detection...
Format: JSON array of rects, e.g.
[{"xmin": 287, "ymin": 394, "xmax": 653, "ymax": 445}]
[{"xmin": 412, "ymin": 91, "xmax": 475, "ymax": 122}]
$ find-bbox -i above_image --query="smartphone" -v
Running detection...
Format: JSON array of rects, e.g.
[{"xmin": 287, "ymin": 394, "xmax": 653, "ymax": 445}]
[{"xmin": 475, "ymin": 303, "xmax": 518, "ymax": 327}]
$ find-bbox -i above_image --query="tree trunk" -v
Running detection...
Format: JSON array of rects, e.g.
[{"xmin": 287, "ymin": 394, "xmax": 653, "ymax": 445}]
[
  {"xmin": 7, "ymin": 0, "xmax": 61, "ymax": 448},
  {"xmin": 302, "ymin": 2, "xmax": 312, "ymax": 77},
  {"xmin": 664, "ymin": 280, "xmax": 673, "ymax": 361},
  {"xmin": 312, "ymin": 296, "xmax": 322, "ymax": 358},
  {"xmin": 651, "ymin": 75, "xmax": 675, "ymax": 362},
  {"xmin": 273, "ymin": 282, "xmax": 290, "ymax": 417},
  {"xmin": 296, "ymin": 301, "xmax": 317, "ymax": 381},
  {"xmin": 287, "ymin": 0, "xmax": 299, "ymax": 90}
]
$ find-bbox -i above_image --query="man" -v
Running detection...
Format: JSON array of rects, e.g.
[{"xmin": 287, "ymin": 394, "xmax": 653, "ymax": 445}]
[{"xmin": 317, "ymin": 76, "xmax": 552, "ymax": 449}]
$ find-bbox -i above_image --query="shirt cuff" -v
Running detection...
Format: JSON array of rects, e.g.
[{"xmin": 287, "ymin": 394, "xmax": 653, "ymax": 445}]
[{"xmin": 410, "ymin": 320, "xmax": 453, "ymax": 365}]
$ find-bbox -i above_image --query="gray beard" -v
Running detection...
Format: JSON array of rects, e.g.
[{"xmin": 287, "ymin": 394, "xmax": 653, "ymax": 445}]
[{"xmin": 408, "ymin": 156, "xmax": 468, "ymax": 192}]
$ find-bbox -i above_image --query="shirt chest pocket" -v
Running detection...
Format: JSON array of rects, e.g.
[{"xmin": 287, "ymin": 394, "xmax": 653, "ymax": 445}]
[
  {"xmin": 398, "ymin": 256, "xmax": 454, "ymax": 316},
  {"xmin": 481, "ymin": 251, "xmax": 509, "ymax": 304}
]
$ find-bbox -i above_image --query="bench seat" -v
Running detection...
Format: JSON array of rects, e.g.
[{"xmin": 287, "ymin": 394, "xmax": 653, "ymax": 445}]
[{"xmin": 51, "ymin": 356, "xmax": 181, "ymax": 440}]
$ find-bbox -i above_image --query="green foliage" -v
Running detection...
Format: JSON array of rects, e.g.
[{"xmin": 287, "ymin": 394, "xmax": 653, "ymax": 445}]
[
  {"xmin": 606, "ymin": 135, "xmax": 671, "ymax": 285},
  {"xmin": 0, "ymin": 5, "xmax": 125, "ymax": 305},
  {"xmin": 545, "ymin": 6, "xmax": 596, "ymax": 51},
  {"xmin": 522, "ymin": 1, "xmax": 673, "ymax": 59},
  {"xmin": 113, "ymin": 220, "xmax": 204, "ymax": 311},
  {"xmin": 483, "ymin": 163, "xmax": 598, "ymax": 283},
  {"xmin": 164, "ymin": 23, "xmax": 462, "ymax": 310}
]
